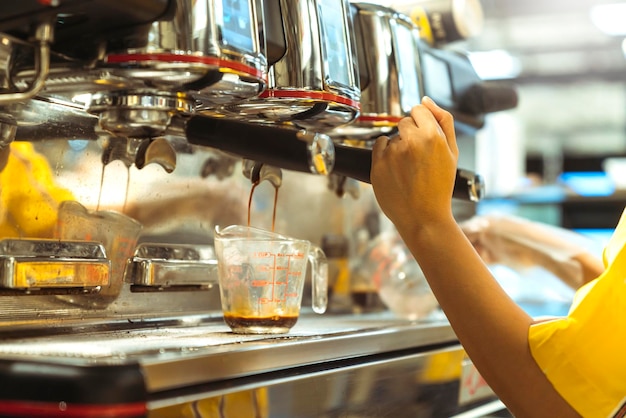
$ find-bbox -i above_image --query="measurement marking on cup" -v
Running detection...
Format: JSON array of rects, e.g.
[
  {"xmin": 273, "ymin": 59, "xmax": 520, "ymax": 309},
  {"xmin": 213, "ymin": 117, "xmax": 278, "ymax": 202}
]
[
  {"xmin": 251, "ymin": 253, "xmax": 302, "ymax": 303},
  {"xmin": 252, "ymin": 280, "xmax": 271, "ymax": 286},
  {"xmin": 272, "ymin": 253, "xmax": 277, "ymax": 302}
]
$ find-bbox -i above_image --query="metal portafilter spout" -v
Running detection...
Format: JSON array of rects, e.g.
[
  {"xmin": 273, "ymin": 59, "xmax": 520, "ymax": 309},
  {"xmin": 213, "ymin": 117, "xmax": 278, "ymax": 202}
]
[{"xmin": 184, "ymin": 116, "xmax": 484, "ymax": 202}]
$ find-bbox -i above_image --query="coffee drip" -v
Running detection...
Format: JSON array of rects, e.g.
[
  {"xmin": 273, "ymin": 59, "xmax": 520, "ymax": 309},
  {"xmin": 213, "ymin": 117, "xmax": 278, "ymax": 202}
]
[{"xmin": 244, "ymin": 161, "xmax": 282, "ymax": 232}]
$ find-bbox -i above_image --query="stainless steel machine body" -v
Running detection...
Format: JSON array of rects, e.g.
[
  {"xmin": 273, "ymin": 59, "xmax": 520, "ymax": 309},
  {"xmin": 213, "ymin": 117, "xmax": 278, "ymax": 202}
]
[
  {"xmin": 215, "ymin": 0, "xmax": 362, "ymax": 131},
  {"xmin": 331, "ymin": 3, "xmax": 424, "ymax": 141},
  {"xmin": 0, "ymin": 1, "xmax": 514, "ymax": 417},
  {"xmin": 0, "ymin": 312, "xmax": 507, "ymax": 417}
]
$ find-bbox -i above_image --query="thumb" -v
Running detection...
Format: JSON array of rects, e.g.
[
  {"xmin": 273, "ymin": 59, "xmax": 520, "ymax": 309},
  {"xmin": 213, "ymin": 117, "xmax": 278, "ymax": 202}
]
[
  {"xmin": 421, "ymin": 96, "xmax": 445, "ymax": 121},
  {"xmin": 421, "ymin": 96, "xmax": 457, "ymax": 153}
]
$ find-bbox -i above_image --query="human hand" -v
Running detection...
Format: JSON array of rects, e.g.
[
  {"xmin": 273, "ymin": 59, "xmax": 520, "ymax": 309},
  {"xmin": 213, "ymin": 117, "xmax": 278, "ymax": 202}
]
[{"xmin": 370, "ymin": 97, "xmax": 458, "ymax": 231}]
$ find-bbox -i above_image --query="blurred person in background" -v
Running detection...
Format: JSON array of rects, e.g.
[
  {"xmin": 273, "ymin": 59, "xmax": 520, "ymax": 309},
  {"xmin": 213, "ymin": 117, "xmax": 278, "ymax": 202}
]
[
  {"xmin": 370, "ymin": 96, "xmax": 622, "ymax": 418},
  {"xmin": 0, "ymin": 142, "xmax": 75, "ymax": 238}
]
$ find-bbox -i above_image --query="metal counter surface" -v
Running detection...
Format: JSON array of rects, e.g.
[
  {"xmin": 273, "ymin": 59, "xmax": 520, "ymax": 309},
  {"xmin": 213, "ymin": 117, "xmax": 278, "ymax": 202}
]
[{"xmin": 0, "ymin": 311, "xmax": 457, "ymax": 393}]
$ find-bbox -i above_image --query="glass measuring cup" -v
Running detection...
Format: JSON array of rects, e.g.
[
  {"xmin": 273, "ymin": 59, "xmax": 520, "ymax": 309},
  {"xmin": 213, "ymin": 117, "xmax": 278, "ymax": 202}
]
[
  {"xmin": 214, "ymin": 225, "xmax": 328, "ymax": 334},
  {"xmin": 55, "ymin": 200, "xmax": 143, "ymax": 305}
]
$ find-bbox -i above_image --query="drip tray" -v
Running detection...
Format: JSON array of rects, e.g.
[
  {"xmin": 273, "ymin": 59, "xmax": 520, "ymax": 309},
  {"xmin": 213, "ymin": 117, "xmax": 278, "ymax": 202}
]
[
  {"xmin": 0, "ymin": 312, "xmax": 444, "ymax": 360},
  {"xmin": 0, "ymin": 311, "xmax": 456, "ymax": 393}
]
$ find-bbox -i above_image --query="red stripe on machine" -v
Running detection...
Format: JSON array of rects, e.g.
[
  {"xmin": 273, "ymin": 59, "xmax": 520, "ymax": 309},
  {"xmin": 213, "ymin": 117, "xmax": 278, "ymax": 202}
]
[
  {"xmin": 357, "ymin": 115, "xmax": 403, "ymax": 123},
  {"xmin": 105, "ymin": 53, "xmax": 266, "ymax": 80},
  {"xmin": 0, "ymin": 400, "xmax": 146, "ymax": 417},
  {"xmin": 259, "ymin": 89, "xmax": 360, "ymax": 110}
]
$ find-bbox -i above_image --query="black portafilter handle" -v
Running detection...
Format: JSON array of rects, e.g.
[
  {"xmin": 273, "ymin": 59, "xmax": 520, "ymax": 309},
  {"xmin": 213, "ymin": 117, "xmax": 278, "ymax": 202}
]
[
  {"xmin": 185, "ymin": 115, "xmax": 484, "ymax": 202},
  {"xmin": 333, "ymin": 144, "xmax": 484, "ymax": 202},
  {"xmin": 185, "ymin": 115, "xmax": 335, "ymax": 175}
]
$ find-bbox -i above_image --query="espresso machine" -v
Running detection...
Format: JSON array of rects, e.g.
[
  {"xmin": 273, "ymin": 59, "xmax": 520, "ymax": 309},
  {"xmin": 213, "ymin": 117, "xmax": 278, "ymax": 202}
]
[{"xmin": 0, "ymin": 1, "xmax": 516, "ymax": 417}]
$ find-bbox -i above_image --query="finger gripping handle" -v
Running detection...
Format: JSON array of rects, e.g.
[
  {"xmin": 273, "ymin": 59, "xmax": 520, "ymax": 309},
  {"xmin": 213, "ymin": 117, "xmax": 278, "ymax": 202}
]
[{"xmin": 332, "ymin": 144, "xmax": 484, "ymax": 202}]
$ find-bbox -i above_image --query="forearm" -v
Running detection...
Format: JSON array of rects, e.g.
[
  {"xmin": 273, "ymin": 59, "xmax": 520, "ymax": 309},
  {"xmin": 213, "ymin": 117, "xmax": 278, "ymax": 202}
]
[
  {"xmin": 573, "ymin": 252, "xmax": 605, "ymax": 285},
  {"xmin": 369, "ymin": 99, "xmax": 581, "ymax": 416},
  {"xmin": 467, "ymin": 215, "xmax": 605, "ymax": 289},
  {"xmin": 515, "ymin": 245, "xmax": 604, "ymax": 288},
  {"xmin": 397, "ymin": 217, "xmax": 580, "ymax": 418},
  {"xmin": 494, "ymin": 236, "xmax": 587, "ymax": 289}
]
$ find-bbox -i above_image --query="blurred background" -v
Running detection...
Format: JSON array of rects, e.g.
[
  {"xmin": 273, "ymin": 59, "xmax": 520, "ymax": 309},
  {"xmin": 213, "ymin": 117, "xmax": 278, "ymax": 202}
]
[{"xmin": 378, "ymin": 0, "xmax": 626, "ymax": 242}]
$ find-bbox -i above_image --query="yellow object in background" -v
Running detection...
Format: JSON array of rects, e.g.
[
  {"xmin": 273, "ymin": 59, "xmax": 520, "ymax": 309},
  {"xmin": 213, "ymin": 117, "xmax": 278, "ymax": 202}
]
[
  {"xmin": 0, "ymin": 142, "xmax": 75, "ymax": 238},
  {"xmin": 150, "ymin": 388, "xmax": 269, "ymax": 418},
  {"xmin": 419, "ymin": 348, "xmax": 465, "ymax": 384},
  {"xmin": 409, "ymin": 6, "xmax": 435, "ymax": 45}
]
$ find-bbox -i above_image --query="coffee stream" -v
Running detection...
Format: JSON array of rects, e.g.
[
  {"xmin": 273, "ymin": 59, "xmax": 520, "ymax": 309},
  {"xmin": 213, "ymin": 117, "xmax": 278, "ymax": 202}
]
[
  {"xmin": 97, "ymin": 165, "xmax": 131, "ymax": 212},
  {"xmin": 96, "ymin": 164, "xmax": 106, "ymax": 211},
  {"xmin": 247, "ymin": 180, "xmax": 279, "ymax": 232},
  {"xmin": 225, "ymin": 180, "xmax": 295, "ymax": 332}
]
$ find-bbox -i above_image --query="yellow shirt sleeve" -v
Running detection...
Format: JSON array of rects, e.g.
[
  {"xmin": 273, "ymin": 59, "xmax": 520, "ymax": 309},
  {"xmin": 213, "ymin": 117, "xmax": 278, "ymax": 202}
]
[{"xmin": 528, "ymin": 210, "xmax": 626, "ymax": 418}]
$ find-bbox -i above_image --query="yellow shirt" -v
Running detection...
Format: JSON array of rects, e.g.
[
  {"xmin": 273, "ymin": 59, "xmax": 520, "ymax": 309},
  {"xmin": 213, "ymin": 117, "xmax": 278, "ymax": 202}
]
[{"xmin": 529, "ymin": 210, "xmax": 626, "ymax": 418}]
